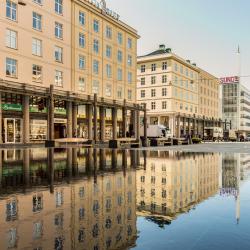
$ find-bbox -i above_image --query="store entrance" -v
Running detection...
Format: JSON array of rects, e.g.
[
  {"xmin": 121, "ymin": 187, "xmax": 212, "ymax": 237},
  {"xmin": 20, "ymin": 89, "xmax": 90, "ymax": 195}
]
[
  {"xmin": 54, "ymin": 123, "xmax": 66, "ymax": 139},
  {"xmin": 4, "ymin": 118, "xmax": 22, "ymax": 143}
]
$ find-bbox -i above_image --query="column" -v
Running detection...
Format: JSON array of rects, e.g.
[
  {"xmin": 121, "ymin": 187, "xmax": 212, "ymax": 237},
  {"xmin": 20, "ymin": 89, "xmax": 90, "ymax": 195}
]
[
  {"xmin": 72, "ymin": 148, "xmax": 78, "ymax": 176},
  {"xmin": 143, "ymin": 104, "xmax": 148, "ymax": 147},
  {"xmin": 122, "ymin": 100, "xmax": 127, "ymax": 137},
  {"xmin": 0, "ymin": 93, "xmax": 2, "ymax": 144},
  {"xmin": 48, "ymin": 148, "xmax": 54, "ymax": 194},
  {"xmin": 183, "ymin": 117, "xmax": 186, "ymax": 136},
  {"xmin": 87, "ymin": 104, "xmax": 93, "ymax": 140},
  {"xmin": 188, "ymin": 118, "xmax": 191, "ymax": 134},
  {"xmin": 0, "ymin": 150, "xmax": 2, "ymax": 189},
  {"xmin": 67, "ymin": 148, "xmax": 72, "ymax": 183},
  {"xmin": 136, "ymin": 107, "xmax": 140, "ymax": 141},
  {"xmin": 111, "ymin": 149, "xmax": 117, "ymax": 170},
  {"xmin": 86, "ymin": 148, "xmax": 93, "ymax": 174},
  {"xmin": 100, "ymin": 106, "xmax": 106, "ymax": 141},
  {"xmin": 48, "ymin": 85, "xmax": 55, "ymax": 141},
  {"xmin": 66, "ymin": 101, "xmax": 73, "ymax": 138},
  {"xmin": 72, "ymin": 103, "xmax": 78, "ymax": 137},
  {"xmin": 112, "ymin": 107, "xmax": 117, "ymax": 140},
  {"xmin": 122, "ymin": 150, "xmax": 127, "ymax": 177},
  {"xmin": 130, "ymin": 110, "xmax": 136, "ymax": 138},
  {"xmin": 23, "ymin": 149, "xmax": 30, "ymax": 188},
  {"xmin": 177, "ymin": 115, "xmax": 181, "ymax": 138},
  {"xmin": 93, "ymin": 94, "xmax": 98, "ymax": 142},
  {"xmin": 22, "ymin": 95, "xmax": 30, "ymax": 144},
  {"xmin": 99, "ymin": 149, "xmax": 106, "ymax": 170}
]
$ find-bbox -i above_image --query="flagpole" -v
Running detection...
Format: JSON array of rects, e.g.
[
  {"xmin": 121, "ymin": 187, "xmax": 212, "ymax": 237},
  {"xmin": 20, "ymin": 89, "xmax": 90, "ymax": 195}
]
[{"xmin": 237, "ymin": 46, "xmax": 241, "ymax": 136}]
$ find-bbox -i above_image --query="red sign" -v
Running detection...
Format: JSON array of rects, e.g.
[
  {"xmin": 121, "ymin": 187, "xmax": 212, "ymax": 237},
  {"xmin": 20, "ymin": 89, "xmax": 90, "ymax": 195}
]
[{"xmin": 220, "ymin": 76, "xmax": 239, "ymax": 84}]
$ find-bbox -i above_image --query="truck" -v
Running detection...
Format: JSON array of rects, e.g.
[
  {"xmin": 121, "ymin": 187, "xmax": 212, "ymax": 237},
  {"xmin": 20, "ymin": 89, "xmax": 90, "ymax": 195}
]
[
  {"xmin": 204, "ymin": 127, "xmax": 223, "ymax": 141},
  {"xmin": 140, "ymin": 124, "xmax": 172, "ymax": 138},
  {"xmin": 223, "ymin": 129, "xmax": 237, "ymax": 142}
]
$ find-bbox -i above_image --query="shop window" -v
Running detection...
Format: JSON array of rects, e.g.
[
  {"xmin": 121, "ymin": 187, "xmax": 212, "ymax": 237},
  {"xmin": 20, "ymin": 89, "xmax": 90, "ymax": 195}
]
[
  {"xmin": 33, "ymin": 194, "xmax": 43, "ymax": 213},
  {"xmin": 6, "ymin": 198, "xmax": 18, "ymax": 221}
]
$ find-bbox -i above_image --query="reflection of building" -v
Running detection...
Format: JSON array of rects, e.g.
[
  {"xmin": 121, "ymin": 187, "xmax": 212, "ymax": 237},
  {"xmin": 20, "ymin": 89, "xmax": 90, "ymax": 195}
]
[
  {"xmin": 137, "ymin": 45, "xmax": 221, "ymax": 138},
  {"xmin": 221, "ymin": 153, "xmax": 241, "ymax": 223},
  {"xmin": 0, "ymin": 148, "xmax": 139, "ymax": 249},
  {"xmin": 136, "ymin": 151, "xmax": 220, "ymax": 224},
  {"xmin": 0, "ymin": 0, "xmax": 144, "ymax": 144},
  {"xmin": 221, "ymin": 76, "xmax": 250, "ymax": 137}
]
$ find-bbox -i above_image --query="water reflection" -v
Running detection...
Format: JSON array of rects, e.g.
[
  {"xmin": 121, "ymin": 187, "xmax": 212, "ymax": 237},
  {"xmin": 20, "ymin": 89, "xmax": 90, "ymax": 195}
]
[{"xmin": 0, "ymin": 149, "xmax": 247, "ymax": 249}]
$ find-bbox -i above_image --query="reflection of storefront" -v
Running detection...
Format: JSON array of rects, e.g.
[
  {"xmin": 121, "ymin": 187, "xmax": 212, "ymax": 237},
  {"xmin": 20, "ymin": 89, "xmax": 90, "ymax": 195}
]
[
  {"xmin": 30, "ymin": 120, "xmax": 47, "ymax": 141},
  {"xmin": 54, "ymin": 119, "xmax": 67, "ymax": 139},
  {"xmin": 3, "ymin": 118, "xmax": 22, "ymax": 143}
]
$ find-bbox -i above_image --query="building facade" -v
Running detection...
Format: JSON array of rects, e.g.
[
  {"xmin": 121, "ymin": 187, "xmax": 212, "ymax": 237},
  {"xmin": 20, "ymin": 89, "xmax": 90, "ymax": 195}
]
[
  {"xmin": 221, "ymin": 76, "xmax": 250, "ymax": 137},
  {"xmin": 0, "ymin": 0, "xmax": 144, "ymax": 144},
  {"xmin": 137, "ymin": 45, "xmax": 221, "ymax": 138}
]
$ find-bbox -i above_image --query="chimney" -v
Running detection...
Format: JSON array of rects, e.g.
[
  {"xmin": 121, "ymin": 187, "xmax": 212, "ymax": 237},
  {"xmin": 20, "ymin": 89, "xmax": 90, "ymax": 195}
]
[
  {"xmin": 166, "ymin": 48, "xmax": 172, "ymax": 53},
  {"xmin": 159, "ymin": 44, "xmax": 166, "ymax": 50},
  {"xmin": 186, "ymin": 60, "xmax": 191, "ymax": 63},
  {"xmin": 192, "ymin": 63, "xmax": 197, "ymax": 66}
]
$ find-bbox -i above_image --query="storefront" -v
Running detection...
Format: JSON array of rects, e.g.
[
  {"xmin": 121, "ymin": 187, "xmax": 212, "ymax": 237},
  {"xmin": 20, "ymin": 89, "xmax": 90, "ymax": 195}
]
[
  {"xmin": 30, "ymin": 120, "xmax": 47, "ymax": 141},
  {"xmin": 3, "ymin": 118, "xmax": 22, "ymax": 144},
  {"xmin": 54, "ymin": 119, "xmax": 67, "ymax": 139}
]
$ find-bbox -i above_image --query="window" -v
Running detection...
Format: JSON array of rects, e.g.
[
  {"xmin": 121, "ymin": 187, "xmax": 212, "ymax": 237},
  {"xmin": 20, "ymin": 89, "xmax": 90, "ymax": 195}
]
[
  {"xmin": 55, "ymin": 46, "xmax": 63, "ymax": 62},
  {"xmin": 55, "ymin": 22, "xmax": 63, "ymax": 39},
  {"xmin": 117, "ymin": 50, "xmax": 122, "ymax": 62},
  {"xmin": 6, "ymin": 0, "xmax": 17, "ymax": 21},
  {"xmin": 162, "ymin": 101, "xmax": 167, "ymax": 109},
  {"xmin": 151, "ymin": 64, "xmax": 156, "ymax": 71},
  {"xmin": 6, "ymin": 58, "xmax": 17, "ymax": 77},
  {"xmin": 93, "ymin": 60, "xmax": 99, "ymax": 74},
  {"xmin": 7, "ymin": 228, "xmax": 17, "ymax": 249},
  {"xmin": 55, "ymin": 190, "xmax": 64, "ymax": 207},
  {"xmin": 151, "ymin": 102, "xmax": 156, "ymax": 110},
  {"xmin": 93, "ymin": 39, "xmax": 99, "ymax": 53},
  {"xmin": 117, "ymin": 68, "xmax": 122, "ymax": 81},
  {"xmin": 128, "ymin": 72, "xmax": 132, "ymax": 83},
  {"xmin": 117, "ymin": 86, "xmax": 122, "ymax": 99},
  {"xmin": 32, "ymin": 64, "xmax": 42, "ymax": 82},
  {"xmin": 141, "ymin": 77, "xmax": 145, "ymax": 85},
  {"xmin": 106, "ymin": 26, "xmax": 112, "ymax": 39},
  {"xmin": 79, "ymin": 77, "xmax": 85, "ymax": 92},
  {"xmin": 6, "ymin": 198, "xmax": 17, "ymax": 221},
  {"xmin": 32, "ymin": 12, "xmax": 42, "ymax": 31},
  {"xmin": 92, "ymin": 80, "xmax": 99, "ymax": 94},
  {"xmin": 151, "ymin": 89, "xmax": 156, "ymax": 97},
  {"xmin": 79, "ymin": 11, "xmax": 85, "ymax": 25},
  {"xmin": 105, "ymin": 84, "xmax": 112, "ymax": 97},
  {"xmin": 32, "ymin": 38, "xmax": 42, "ymax": 56},
  {"xmin": 33, "ymin": 0, "xmax": 42, "ymax": 4},
  {"xmin": 106, "ymin": 45, "xmax": 112, "ymax": 58},
  {"xmin": 141, "ymin": 90, "xmax": 145, "ymax": 98},
  {"xmin": 151, "ymin": 76, "xmax": 156, "ymax": 84},
  {"xmin": 79, "ymin": 55, "xmax": 85, "ymax": 70},
  {"xmin": 6, "ymin": 29, "xmax": 17, "ymax": 49},
  {"xmin": 127, "ymin": 55, "xmax": 132, "ymax": 66},
  {"xmin": 93, "ymin": 19, "xmax": 99, "ymax": 32},
  {"xmin": 175, "ymin": 63, "xmax": 178, "ymax": 71},
  {"xmin": 186, "ymin": 68, "xmax": 189, "ymax": 77},
  {"xmin": 55, "ymin": 70, "xmax": 63, "ymax": 87},
  {"xmin": 79, "ymin": 33, "xmax": 85, "ymax": 48},
  {"xmin": 118, "ymin": 32, "xmax": 122, "ymax": 44},
  {"xmin": 162, "ymin": 88, "xmax": 167, "ymax": 96},
  {"xmin": 33, "ymin": 194, "xmax": 43, "ymax": 212},
  {"xmin": 106, "ymin": 64, "xmax": 112, "ymax": 78},
  {"xmin": 141, "ymin": 65, "xmax": 145, "ymax": 73},
  {"xmin": 180, "ymin": 65, "xmax": 183, "ymax": 74},
  {"xmin": 162, "ymin": 75, "xmax": 167, "ymax": 83},
  {"xmin": 55, "ymin": 0, "xmax": 63, "ymax": 15},
  {"xmin": 162, "ymin": 62, "xmax": 167, "ymax": 70},
  {"xmin": 127, "ymin": 38, "xmax": 132, "ymax": 49},
  {"xmin": 128, "ymin": 90, "xmax": 132, "ymax": 100}
]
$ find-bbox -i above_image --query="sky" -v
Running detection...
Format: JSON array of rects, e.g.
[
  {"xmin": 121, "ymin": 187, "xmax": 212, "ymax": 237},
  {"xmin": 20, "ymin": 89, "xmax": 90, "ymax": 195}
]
[{"xmin": 107, "ymin": 0, "xmax": 250, "ymax": 87}]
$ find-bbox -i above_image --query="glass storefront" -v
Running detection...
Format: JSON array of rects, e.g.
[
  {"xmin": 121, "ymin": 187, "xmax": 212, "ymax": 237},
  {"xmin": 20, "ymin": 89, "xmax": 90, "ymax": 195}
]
[
  {"xmin": 3, "ymin": 119, "xmax": 22, "ymax": 143},
  {"xmin": 30, "ymin": 120, "xmax": 47, "ymax": 141}
]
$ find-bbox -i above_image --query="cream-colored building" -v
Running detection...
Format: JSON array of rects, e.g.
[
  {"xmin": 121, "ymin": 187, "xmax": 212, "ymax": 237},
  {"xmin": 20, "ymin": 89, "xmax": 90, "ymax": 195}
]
[
  {"xmin": 0, "ymin": 147, "xmax": 137, "ymax": 249},
  {"xmin": 137, "ymin": 45, "xmax": 221, "ymax": 138},
  {"xmin": 0, "ymin": 0, "xmax": 143, "ymax": 144},
  {"xmin": 136, "ymin": 151, "xmax": 220, "ymax": 221}
]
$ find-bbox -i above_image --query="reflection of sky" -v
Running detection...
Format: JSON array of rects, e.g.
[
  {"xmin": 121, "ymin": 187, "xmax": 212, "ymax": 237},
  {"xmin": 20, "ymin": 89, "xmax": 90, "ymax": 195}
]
[
  {"xmin": 134, "ymin": 177, "xmax": 250, "ymax": 250},
  {"xmin": 108, "ymin": 0, "xmax": 250, "ymax": 87}
]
